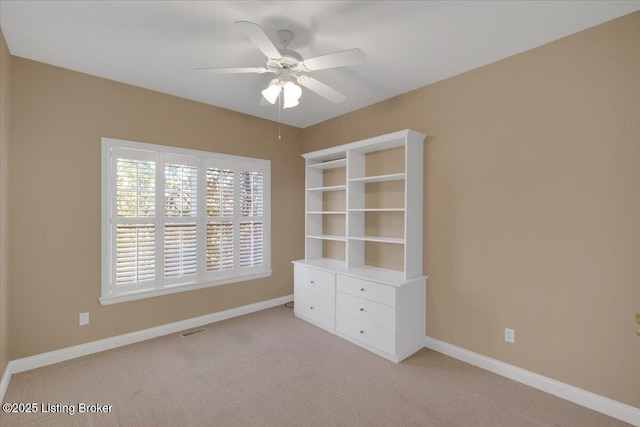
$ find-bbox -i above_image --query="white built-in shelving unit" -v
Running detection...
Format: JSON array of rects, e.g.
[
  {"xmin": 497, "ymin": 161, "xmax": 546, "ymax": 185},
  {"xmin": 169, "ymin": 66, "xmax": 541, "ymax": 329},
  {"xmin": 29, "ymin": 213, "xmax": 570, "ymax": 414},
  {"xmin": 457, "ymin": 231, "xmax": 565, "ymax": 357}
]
[{"xmin": 293, "ymin": 129, "xmax": 427, "ymax": 363}]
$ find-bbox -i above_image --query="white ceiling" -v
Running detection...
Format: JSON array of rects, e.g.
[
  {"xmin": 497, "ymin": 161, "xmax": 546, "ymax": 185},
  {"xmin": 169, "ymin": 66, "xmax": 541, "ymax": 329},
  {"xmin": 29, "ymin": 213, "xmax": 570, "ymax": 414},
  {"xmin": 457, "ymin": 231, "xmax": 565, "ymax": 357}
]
[{"xmin": 2, "ymin": 1, "xmax": 639, "ymax": 128}]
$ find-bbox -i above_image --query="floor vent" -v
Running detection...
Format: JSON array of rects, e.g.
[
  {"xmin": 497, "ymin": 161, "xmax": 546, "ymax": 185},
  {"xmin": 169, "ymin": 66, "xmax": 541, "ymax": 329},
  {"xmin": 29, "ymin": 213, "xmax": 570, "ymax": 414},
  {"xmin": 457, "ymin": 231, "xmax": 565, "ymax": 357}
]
[{"xmin": 180, "ymin": 328, "xmax": 208, "ymax": 338}]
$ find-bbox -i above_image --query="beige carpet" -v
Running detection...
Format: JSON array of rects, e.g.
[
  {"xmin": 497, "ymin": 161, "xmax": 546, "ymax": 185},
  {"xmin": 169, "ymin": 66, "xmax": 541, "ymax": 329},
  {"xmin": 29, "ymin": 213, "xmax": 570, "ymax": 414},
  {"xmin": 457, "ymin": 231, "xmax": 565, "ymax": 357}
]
[{"xmin": 1, "ymin": 305, "xmax": 631, "ymax": 427}]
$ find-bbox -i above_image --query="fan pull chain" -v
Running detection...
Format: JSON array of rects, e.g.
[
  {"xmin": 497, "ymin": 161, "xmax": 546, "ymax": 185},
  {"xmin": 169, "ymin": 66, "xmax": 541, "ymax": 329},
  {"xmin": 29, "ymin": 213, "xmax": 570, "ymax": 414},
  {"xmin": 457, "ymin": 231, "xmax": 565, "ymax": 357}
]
[{"xmin": 278, "ymin": 92, "xmax": 282, "ymax": 140}]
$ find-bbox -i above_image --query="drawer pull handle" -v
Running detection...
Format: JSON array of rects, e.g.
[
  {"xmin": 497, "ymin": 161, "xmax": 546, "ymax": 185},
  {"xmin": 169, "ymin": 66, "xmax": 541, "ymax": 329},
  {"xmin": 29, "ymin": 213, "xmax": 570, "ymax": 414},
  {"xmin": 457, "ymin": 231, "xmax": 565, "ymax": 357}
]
[
  {"xmin": 359, "ymin": 308, "xmax": 365, "ymax": 312},
  {"xmin": 310, "ymin": 281, "xmax": 315, "ymax": 284},
  {"xmin": 360, "ymin": 288, "xmax": 366, "ymax": 292},
  {"xmin": 360, "ymin": 330, "xmax": 365, "ymax": 334},
  {"xmin": 310, "ymin": 306, "xmax": 315, "ymax": 310}
]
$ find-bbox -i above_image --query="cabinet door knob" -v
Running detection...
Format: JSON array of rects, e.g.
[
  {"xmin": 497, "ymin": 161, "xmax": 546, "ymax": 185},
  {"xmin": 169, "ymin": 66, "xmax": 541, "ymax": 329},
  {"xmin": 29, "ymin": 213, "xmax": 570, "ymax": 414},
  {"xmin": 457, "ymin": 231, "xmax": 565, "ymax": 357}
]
[
  {"xmin": 310, "ymin": 306, "xmax": 314, "ymax": 310},
  {"xmin": 310, "ymin": 281, "xmax": 315, "ymax": 284},
  {"xmin": 360, "ymin": 288, "xmax": 366, "ymax": 292},
  {"xmin": 359, "ymin": 308, "xmax": 365, "ymax": 312},
  {"xmin": 360, "ymin": 330, "xmax": 365, "ymax": 334}
]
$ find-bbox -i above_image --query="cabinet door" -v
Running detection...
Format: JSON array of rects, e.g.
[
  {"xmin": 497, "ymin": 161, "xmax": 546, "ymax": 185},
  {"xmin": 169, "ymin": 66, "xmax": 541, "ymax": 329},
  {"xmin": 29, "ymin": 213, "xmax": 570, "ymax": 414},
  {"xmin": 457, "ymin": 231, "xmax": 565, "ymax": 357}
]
[{"xmin": 294, "ymin": 265, "xmax": 336, "ymax": 301}]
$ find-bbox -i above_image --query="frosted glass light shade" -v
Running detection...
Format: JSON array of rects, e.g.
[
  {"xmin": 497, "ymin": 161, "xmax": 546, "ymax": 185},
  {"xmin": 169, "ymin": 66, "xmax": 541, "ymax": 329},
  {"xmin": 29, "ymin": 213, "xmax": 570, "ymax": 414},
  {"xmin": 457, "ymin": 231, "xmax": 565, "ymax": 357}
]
[
  {"xmin": 283, "ymin": 81, "xmax": 302, "ymax": 109},
  {"xmin": 261, "ymin": 83, "xmax": 281, "ymax": 104}
]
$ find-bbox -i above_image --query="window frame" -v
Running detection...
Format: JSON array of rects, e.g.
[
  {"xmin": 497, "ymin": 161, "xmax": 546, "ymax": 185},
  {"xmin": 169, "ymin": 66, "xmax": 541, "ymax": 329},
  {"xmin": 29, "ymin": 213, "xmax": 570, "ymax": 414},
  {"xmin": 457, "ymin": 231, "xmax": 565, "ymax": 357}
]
[{"xmin": 101, "ymin": 137, "xmax": 271, "ymax": 305}]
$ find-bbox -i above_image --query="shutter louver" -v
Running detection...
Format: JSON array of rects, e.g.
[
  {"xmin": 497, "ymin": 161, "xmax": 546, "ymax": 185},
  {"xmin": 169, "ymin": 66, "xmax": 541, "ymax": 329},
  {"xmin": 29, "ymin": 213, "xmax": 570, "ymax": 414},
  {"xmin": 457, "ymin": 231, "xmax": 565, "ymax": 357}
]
[
  {"xmin": 207, "ymin": 222, "xmax": 234, "ymax": 271},
  {"xmin": 116, "ymin": 225, "xmax": 155, "ymax": 284},
  {"xmin": 164, "ymin": 224, "xmax": 197, "ymax": 278}
]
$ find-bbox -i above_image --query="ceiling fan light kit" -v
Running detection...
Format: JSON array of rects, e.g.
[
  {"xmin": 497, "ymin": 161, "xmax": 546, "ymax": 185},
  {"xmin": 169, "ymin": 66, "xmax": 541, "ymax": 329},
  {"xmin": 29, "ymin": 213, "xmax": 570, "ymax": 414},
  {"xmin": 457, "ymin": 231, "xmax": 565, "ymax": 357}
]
[
  {"xmin": 197, "ymin": 20, "xmax": 366, "ymax": 109},
  {"xmin": 261, "ymin": 76, "xmax": 303, "ymax": 109}
]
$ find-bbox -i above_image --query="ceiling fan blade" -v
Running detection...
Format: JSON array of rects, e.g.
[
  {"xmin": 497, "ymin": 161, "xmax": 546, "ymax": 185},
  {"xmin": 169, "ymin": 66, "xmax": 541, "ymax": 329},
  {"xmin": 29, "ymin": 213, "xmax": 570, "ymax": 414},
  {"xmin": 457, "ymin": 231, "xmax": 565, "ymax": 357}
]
[
  {"xmin": 302, "ymin": 48, "xmax": 365, "ymax": 71},
  {"xmin": 235, "ymin": 21, "xmax": 282, "ymax": 60},
  {"xmin": 297, "ymin": 75, "xmax": 346, "ymax": 103},
  {"xmin": 194, "ymin": 66, "xmax": 272, "ymax": 74}
]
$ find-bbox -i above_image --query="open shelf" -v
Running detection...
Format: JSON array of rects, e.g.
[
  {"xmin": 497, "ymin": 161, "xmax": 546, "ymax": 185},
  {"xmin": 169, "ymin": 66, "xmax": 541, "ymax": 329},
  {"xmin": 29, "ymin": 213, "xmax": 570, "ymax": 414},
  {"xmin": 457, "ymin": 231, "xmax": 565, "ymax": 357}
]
[
  {"xmin": 349, "ymin": 173, "xmax": 405, "ymax": 183},
  {"xmin": 307, "ymin": 184, "xmax": 346, "ymax": 192},
  {"xmin": 307, "ymin": 158, "xmax": 347, "ymax": 170},
  {"xmin": 349, "ymin": 236, "xmax": 404, "ymax": 244},
  {"xmin": 307, "ymin": 234, "xmax": 347, "ymax": 242},
  {"xmin": 307, "ymin": 211, "xmax": 346, "ymax": 215},
  {"xmin": 348, "ymin": 208, "xmax": 405, "ymax": 212}
]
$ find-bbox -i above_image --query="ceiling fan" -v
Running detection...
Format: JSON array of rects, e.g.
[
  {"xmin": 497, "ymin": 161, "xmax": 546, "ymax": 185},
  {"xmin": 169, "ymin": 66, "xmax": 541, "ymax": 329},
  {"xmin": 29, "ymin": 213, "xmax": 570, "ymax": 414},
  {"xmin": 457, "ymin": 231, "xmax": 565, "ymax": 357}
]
[{"xmin": 196, "ymin": 21, "xmax": 366, "ymax": 109}]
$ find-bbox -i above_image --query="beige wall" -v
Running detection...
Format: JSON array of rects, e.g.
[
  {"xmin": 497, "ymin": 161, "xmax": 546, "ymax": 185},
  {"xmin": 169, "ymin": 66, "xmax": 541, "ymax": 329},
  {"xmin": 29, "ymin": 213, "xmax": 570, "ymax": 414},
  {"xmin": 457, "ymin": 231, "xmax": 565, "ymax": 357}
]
[
  {"xmin": 0, "ymin": 29, "xmax": 11, "ymax": 378},
  {"xmin": 303, "ymin": 11, "xmax": 640, "ymax": 408},
  {"xmin": 8, "ymin": 56, "xmax": 305, "ymax": 359}
]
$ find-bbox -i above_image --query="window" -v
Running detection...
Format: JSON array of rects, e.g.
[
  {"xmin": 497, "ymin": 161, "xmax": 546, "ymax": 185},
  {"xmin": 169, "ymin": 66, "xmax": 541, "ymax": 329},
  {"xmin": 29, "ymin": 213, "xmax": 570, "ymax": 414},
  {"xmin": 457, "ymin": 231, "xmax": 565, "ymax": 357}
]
[{"xmin": 101, "ymin": 138, "xmax": 271, "ymax": 305}]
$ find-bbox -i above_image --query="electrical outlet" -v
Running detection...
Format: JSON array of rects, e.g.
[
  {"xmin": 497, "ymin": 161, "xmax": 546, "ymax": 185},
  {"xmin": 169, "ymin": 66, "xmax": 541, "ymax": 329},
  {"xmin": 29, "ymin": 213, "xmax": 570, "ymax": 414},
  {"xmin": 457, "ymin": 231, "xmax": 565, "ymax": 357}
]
[
  {"xmin": 79, "ymin": 312, "xmax": 89, "ymax": 326},
  {"xmin": 505, "ymin": 328, "xmax": 515, "ymax": 344}
]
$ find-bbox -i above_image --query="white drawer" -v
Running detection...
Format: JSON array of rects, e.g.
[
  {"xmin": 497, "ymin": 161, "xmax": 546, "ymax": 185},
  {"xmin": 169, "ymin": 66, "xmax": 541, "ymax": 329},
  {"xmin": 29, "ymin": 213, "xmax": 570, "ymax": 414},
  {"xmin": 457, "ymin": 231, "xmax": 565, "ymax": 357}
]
[
  {"xmin": 295, "ymin": 290, "xmax": 335, "ymax": 330},
  {"xmin": 294, "ymin": 265, "xmax": 335, "ymax": 301},
  {"xmin": 336, "ymin": 292, "xmax": 396, "ymax": 331},
  {"xmin": 337, "ymin": 275, "xmax": 395, "ymax": 307},
  {"xmin": 336, "ymin": 312, "xmax": 395, "ymax": 355}
]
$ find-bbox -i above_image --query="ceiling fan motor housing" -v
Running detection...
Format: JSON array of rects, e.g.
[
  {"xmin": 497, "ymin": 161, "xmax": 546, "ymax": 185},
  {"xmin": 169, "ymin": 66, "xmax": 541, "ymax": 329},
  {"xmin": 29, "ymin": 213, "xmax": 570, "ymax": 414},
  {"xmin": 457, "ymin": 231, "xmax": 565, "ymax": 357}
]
[
  {"xmin": 268, "ymin": 48, "xmax": 303, "ymax": 70},
  {"xmin": 267, "ymin": 30, "xmax": 303, "ymax": 70}
]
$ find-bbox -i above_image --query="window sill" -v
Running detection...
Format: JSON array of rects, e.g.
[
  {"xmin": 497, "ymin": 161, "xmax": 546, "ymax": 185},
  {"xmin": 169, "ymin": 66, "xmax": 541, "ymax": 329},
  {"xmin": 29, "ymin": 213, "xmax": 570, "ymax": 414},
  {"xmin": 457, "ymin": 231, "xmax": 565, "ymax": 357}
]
[{"xmin": 99, "ymin": 270, "xmax": 272, "ymax": 306}]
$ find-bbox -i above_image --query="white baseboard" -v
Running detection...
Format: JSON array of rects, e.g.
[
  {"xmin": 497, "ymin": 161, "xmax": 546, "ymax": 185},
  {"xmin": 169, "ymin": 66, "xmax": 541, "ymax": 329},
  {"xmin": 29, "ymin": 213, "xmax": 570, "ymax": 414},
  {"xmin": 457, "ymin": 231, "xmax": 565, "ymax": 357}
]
[
  {"xmin": 0, "ymin": 294, "xmax": 293, "ymax": 403},
  {"xmin": 424, "ymin": 336, "xmax": 640, "ymax": 427}
]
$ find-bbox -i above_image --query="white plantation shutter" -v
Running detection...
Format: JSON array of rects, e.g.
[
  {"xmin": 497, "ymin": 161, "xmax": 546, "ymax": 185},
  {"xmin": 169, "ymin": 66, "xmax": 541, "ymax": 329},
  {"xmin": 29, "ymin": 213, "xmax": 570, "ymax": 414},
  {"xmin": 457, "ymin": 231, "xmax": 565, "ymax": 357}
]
[
  {"xmin": 164, "ymin": 224, "xmax": 197, "ymax": 277},
  {"xmin": 114, "ymin": 157, "xmax": 156, "ymax": 287},
  {"xmin": 206, "ymin": 167, "xmax": 235, "ymax": 272},
  {"xmin": 239, "ymin": 170, "xmax": 264, "ymax": 268},
  {"xmin": 102, "ymin": 138, "xmax": 270, "ymax": 305},
  {"xmin": 163, "ymin": 162, "xmax": 198, "ymax": 280},
  {"xmin": 116, "ymin": 225, "xmax": 155, "ymax": 284},
  {"xmin": 240, "ymin": 171, "xmax": 264, "ymax": 217},
  {"xmin": 165, "ymin": 164, "xmax": 198, "ymax": 217},
  {"xmin": 239, "ymin": 221, "xmax": 263, "ymax": 267},
  {"xmin": 206, "ymin": 222, "xmax": 234, "ymax": 271},
  {"xmin": 116, "ymin": 159, "xmax": 155, "ymax": 218},
  {"xmin": 207, "ymin": 168, "xmax": 234, "ymax": 217}
]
